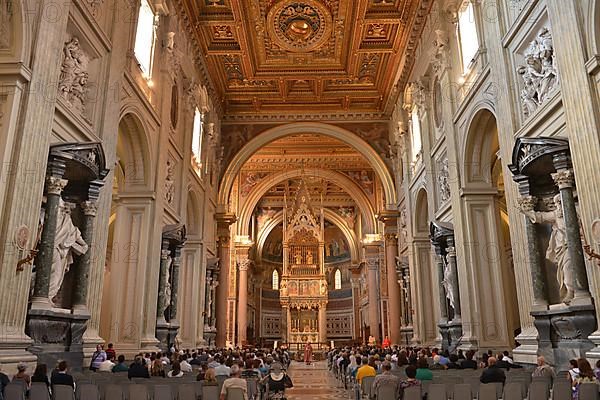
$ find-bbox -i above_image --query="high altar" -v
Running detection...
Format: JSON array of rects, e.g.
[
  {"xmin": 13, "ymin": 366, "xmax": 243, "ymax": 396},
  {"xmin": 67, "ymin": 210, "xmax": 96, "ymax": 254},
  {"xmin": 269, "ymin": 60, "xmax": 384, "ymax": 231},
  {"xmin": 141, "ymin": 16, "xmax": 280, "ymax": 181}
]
[{"xmin": 279, "ymin": 180, "xmax": 328, "ymax": 345}]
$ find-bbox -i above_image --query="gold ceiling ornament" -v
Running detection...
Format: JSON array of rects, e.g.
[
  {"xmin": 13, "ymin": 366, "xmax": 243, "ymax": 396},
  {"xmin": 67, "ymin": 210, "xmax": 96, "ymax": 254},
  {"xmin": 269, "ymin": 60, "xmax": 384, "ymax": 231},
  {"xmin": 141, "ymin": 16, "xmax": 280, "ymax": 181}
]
[{"xmin": 267, "ymin": 0, "xmax": 333, "ymax": 53}]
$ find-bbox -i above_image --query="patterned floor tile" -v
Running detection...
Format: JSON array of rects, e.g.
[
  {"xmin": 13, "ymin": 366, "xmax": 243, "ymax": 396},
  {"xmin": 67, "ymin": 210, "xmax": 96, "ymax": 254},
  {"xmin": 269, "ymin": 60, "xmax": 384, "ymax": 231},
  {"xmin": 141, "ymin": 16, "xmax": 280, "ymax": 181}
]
[{"xmin": 285, "ymin": 361, "xmax": 355, "ymax": 400}]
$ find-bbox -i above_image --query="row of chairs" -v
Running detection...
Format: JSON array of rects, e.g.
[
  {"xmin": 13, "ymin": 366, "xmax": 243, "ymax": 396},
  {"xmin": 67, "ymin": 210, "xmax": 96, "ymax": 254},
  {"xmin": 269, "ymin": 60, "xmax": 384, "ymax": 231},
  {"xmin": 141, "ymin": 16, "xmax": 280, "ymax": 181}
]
[
  {"xmin": 359, "ymin": 376, "xmax": 599, "ymax": 400},
  {"xmin": 3, "ymin": 381, "xmax": 246, "ymax": 400}
]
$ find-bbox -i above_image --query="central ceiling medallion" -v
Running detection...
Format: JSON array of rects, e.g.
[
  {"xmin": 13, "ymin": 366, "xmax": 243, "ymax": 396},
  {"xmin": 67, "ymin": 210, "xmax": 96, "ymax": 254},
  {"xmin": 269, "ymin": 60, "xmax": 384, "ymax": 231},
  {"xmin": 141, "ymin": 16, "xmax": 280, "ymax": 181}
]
[{"xmin": 267, "ymin": 1, "xmax": 333, "ymax": 53}]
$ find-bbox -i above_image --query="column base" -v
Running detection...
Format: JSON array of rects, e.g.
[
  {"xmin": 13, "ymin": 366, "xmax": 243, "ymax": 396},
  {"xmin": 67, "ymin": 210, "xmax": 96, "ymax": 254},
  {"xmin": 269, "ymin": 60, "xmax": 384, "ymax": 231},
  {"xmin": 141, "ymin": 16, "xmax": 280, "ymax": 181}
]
[
  {"xmin": 585, "ymin": 331, "xmax": 600, "ymax": 362},
  {"xmin": 438, "ymin": 320, "xmax": 463, "ymax": 352},
  {"xmin": 25, "ymin": 308, "xmax": 90, "ymax": 372},
  {"xmin": 532, "ymin": 304, "xmax": 596, "ymax": 371},
  {"xmin": 513, "ymin": 325, "xmax": 540, "ymax": 365},
  {"xmin": 0, "ymin": 330, "xmax": 37, "ymax": 376},
  {"xmin": 399, "ymin": 326, "xmax": 414, "ymax": 346},
  {"xmin": 155, "ymin": 320, "xmax": 180, "ymax": 352}
]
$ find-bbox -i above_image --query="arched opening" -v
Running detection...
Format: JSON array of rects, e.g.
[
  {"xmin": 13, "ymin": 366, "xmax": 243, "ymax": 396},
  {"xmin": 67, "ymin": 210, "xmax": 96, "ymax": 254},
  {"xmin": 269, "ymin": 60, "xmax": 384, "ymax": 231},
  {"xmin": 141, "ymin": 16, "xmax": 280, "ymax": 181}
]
[
  {"xmin": 412, "ymin": 189, "xmax": 437, "ymax": 344},
  {"xmin": 461, "ymin": 108, "xmax": 520, "ymax": 348},
  {"xmin": 272, "ymin": 269, "xmax": 280, "ymax": 290},
  {"xmin": 99, "ymin": 113, "xmax": 154, "ymax": 348},
  {"xmin": 334, "ymin": 269, "xmax": 342, "ymax": 290}
]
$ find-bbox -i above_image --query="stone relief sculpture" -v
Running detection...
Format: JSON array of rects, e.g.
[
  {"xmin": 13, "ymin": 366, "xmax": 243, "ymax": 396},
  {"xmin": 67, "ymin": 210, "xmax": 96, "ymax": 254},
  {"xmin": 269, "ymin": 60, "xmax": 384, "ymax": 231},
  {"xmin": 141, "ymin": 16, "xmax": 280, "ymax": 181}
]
[
  {"xmin": 48, "ymin": 199, "xmax": 89, "ymax": 305},
  {"xmin": 58, "ymin": 38, "xmax": 90, "ymax": 114},
  {"xmin": 438, "ymin": 158, "xmax": 451, "ymax": 203},
  {"xmin": 165, "ymin": 160, "xmax": 175, "ymax": 205},
  {"xmin": 519, "ymin": 194, "xmax": 574, "ymax": 303},
  {"xmin": 517, "ymin": 27, "xmax": 559, "ymax": 118}
]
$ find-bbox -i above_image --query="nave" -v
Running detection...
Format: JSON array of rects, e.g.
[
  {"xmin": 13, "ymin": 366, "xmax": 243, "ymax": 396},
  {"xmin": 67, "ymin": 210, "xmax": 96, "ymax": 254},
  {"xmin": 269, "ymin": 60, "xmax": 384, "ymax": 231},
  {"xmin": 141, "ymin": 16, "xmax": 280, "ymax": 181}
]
[{"xmin": 286, "ymin": 361, "xmax": 353, "ymax": 400}]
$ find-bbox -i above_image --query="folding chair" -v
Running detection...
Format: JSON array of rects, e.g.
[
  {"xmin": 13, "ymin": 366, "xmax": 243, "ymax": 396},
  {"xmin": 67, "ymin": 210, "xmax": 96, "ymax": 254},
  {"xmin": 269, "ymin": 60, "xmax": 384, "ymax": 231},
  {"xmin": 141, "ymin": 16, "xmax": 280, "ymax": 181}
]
[
  {"xmin": 102, "ymin": 384, "xmax": 123, "ymax": 400},
  {"xmin": 361, "ymin": 376, "xmax": 375, "ymax": 399},
  {"xmin": 404, "ymin": 386, "xmax": 421, "ymax": 400},
  {"xmin": 128, "ymin": 384, "xmax": 149, "ymax": 400},
  {"xmin": 579, "ymin": 383, "xmax": 600, "ymax": 400},
  {"xmin": 453, "ymin": 383, "xmax": 474, "ymax": 400},
  {"xmin": 202, "ymin": 385, "xmax": 220, "ymax": 400},
  {"xmin": 4, "ymin": 383, "xmax": 26, "ymax": 400},
  {"xmin": 503, "ymin": 382, "xmax": 523, "ymax": 400},
  {"xmin": 427, "ymin": 383, "xmax": 447, "ymax": 400},
  {"xmin": 153, "ymin": 385, "xmax": 173, "ymax": 400},
  {"xmin": 375, "ymin": 384, "xmax": 399, "ymax": 400},
  {"xmin": 226, "ymin": 388, "xmax": 246, "ymax": 400},
  {"xmin": 177, "ymin": 384, "xmax": 197, "ymax": 400},
  {"xmin": 51, "ymin": 385, "xmax": 75, "ymax": 400},
  {"xmin": 478, "ymin": 383, "xmax": 500, "ymax": 400},
  {"xmin": 528, "ymin": 381, "xmax": 549, "ymax": 400},
  {"xmin": 551, "ymin": 381, "xmax": 571, "ymax": 400},
  {"xmin": 76, "ymin": 383, "xmax": 99, "ymax": 400},
  {"xmin": 29, "ymin": 384, "xmax": 50, "ymax": 400}
]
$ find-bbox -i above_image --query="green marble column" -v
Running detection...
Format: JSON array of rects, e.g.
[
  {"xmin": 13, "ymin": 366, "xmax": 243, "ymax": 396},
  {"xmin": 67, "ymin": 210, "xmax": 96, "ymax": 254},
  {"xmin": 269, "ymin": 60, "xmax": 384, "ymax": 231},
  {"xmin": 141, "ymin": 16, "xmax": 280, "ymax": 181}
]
[
  {"xmin": 168, "ymin": 246, "xmax": 182, "ymax": 322},
  {"xmin": 446, "ymin": 238, "xmax": 461, "ymax": 320},
  {"xmin": 71, "ymin": 200, "xmax": 97, "ymax": 313},
  {"xmin": 552, "ymin": 167, "xmax": 591, "ymax": 300},
  {"xmin": 31, "ymin": 176, "xmax": 68, "ymax": 308},
  {"xmin": 519, "ymin": 195, "xmax": 548, "ymax": 308},
  {"xmin": 434, "ymin": 249, "xmax": 449, "ymax": 322}
]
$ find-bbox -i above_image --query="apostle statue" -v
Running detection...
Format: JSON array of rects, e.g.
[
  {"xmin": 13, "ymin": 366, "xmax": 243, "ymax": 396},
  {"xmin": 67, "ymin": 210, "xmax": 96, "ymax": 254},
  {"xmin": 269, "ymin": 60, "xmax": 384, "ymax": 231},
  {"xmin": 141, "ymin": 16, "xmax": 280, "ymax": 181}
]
[
  {"xmin": 294, "ymin": 251, "xmax": 302, "ymax": 265},
  {"xmin": 48, "ymin": 199, "xmax": 89, "ymax": 305},
  {"xmin": 519, "ymin": 194, "xmax": 574, "ymax": 303},
  {"xmin": 442, "ymin": 253, "xmax": 457, "ymax": 313},
  {"xmin": 306, "ymin": 251, "xmax": 314, "ymax": 265}
]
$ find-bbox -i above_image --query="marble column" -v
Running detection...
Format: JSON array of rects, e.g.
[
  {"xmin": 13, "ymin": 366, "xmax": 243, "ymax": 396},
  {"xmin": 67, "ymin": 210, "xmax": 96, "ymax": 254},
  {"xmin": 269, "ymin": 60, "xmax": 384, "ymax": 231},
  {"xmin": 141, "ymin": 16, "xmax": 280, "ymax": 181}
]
[
  {"xmin": 72, "ymin": 199, "xmax": 98, "ymax": 314},
  {"xmin": 156, "ymin": 241, "xmax": 171, "ymax": 322},
  {"xmin": 351, "ymin": 277, "xmax": 361, "ymax": 340},
  {"xmin": 169, "ymin": 246, "xmax": 183, "ymax": 322},
  {"xmin": 237, "ymin": 259, "xmax": 250, "ymax": 346},
  {"xmin": 551, "ymin": 163, "xmax": 591, "ymax": 302},
  {"xmin": 31, "ymin": 175, "xmax": 68, "ymax": 309},
  {"xmin": 518, "ymin": 195, "xmax": 548, "ymax": 309},
  {"xmin": 385, "ymin": 234, "xmax": 402, "ymax": 344},
  {"xmin": 318, "ymin": 304, "xmax": 327, "ymax": 343},
  {"xmin": 366, "ymin": 259, "xmax": 380, "ymax": 342},
  {"xmin": 446, "ymin": 240, "xmax": 461, "ymax": 320}
]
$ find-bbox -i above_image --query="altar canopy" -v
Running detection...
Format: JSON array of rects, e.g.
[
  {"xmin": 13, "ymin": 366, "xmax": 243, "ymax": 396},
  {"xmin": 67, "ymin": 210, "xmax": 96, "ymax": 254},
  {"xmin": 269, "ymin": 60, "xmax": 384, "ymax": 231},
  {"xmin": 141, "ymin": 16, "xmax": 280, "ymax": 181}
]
[{"xmin": 280, "ymin": 180, "xmax": 328, "ymax": 345}]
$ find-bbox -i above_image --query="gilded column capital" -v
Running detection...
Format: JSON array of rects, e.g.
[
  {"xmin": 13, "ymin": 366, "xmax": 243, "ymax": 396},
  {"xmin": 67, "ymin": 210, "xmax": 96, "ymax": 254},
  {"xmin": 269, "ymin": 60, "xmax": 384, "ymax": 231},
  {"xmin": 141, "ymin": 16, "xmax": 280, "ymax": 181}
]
[
  {"xmin": 46, "ymin": 177, "xmax": 68, "ymax": 195},
  {"xmin": 384, "ymin": 233, "xmax": 398, "ymax": 246},
  {"xmin": 551, "ymin": 169, "xmax": 575, "ymax": 189},
  {"xmin": 238, "ymin": 259, "xmax": 252, "ymax": 271}
]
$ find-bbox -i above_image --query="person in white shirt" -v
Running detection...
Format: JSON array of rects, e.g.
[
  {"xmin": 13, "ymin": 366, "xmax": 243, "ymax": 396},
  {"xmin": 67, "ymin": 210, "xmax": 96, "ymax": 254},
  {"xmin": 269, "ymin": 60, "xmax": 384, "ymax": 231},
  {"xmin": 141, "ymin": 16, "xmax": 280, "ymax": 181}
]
[
  {"xmin": 179, "ymin": 356, "xmax": 193, "ymax": 373},
  {"xmin": 501, "ymin": 351, "xmax": 514, "ymax": 364},
  {"xmin": 98, "ymin": 358, "xmax": 115, "ymax": 373},
  {"xmin": 214, "ymin": 356, "xmax": 231, "ymax": 377}
]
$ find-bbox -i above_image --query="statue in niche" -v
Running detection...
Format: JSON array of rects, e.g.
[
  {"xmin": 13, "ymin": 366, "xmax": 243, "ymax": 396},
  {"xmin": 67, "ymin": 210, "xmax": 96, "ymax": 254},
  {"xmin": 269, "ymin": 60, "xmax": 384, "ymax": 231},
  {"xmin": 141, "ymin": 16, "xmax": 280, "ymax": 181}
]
[
  {"xmin": 294, "ymin": 251, "xmax": 303, "ymax": 265},
  {"xmin": 442, "ymin": 250, "xmax": 457, "ymax": 312},
  {"xmin": 519, "ymin": 194, "xmax": 574, "ymax": 303},
  {"xmin": 164, "ymin": 256, "xmax": 173, "ymax": 316},
  {"xmin": 438, "ymin": 158, "xmax": 451, "ymax": 203},
  {"xmin": 48, "ymin": 199, "xmax": 89, "ymax": 306},
  {"xmin": 306, "ymin": 251, "xmax": 314, "ymax": 265},
  {"xmin": 164, "ymin": 160, "xmax": 175, "ymax": 205}
]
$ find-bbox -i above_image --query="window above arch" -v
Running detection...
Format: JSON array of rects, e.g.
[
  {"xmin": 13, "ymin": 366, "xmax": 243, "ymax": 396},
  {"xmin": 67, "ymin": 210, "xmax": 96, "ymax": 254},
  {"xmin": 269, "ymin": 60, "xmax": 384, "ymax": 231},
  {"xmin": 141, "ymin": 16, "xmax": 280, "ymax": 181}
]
[
  {"xmin": 457, "ymin": 0, "xmax": 479, "ymax": 75},
  {"xmin": 334, "ymin": 269, "xmax": 342, "ymax": 290},
  {"xmin": 191, "ymin": 107, "xmax": 203, "ymax": 174},
  {"xmin": 272, "ymin": 269, "xmax": 280, "ymax": 290},
  {"xmin": 134, "ymin": 0, "xmax": 157, "ymax": 79}
]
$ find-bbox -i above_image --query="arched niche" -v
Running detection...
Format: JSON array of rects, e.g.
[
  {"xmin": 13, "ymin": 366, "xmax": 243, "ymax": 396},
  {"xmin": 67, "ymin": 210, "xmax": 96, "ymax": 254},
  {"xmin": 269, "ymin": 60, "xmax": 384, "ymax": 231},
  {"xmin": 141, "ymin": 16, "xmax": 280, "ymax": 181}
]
[
  {"xmin": 414, "ymin": 188, "xmax": 430, "ymax": 235},
  {"xmin": 115, "ymin": 112, "xmax": 153, "ymax": 191},
  {"xmin": 218, "ymin": 122, "xmax": 397, "ymax": 211},
  {"xmin": 238, "ymin": 168, "xmax": 377, "ymax": 235},
  {"xmin": 256, "ymin": 209, "xmax": 359, "ymax": 265},
  {"xmin": 461, "ymin": 107, "xmax": 499, "ymax": 187},
  {"xmin": 186, "ymin": 190, "xmax": 202, "ymax": 237}
]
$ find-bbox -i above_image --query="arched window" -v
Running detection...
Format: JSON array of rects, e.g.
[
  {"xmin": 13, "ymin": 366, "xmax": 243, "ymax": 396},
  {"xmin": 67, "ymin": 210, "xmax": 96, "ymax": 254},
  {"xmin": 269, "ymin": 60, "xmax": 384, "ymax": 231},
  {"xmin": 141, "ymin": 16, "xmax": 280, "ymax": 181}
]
[
  {"xmin": 410, "ymin": 105, "xmax": 422, "ymax": 161},
  {"xmin": 134, "ymin": 0, "xmax": 157, "ymax": 78},
  {"xmin": 191, "ymin": 107, "xmax": 203, "ymax": 172},
  {"xmin": 334, "ymin": 269, "xmax": 342, "ymax": 290},
  {"xmin": 457, "ymin": 0, "xmax": 479, "ymax": 74},
  {"xmin": 272, "ymin": 269, "xmax": 279, "ymax": 290}
]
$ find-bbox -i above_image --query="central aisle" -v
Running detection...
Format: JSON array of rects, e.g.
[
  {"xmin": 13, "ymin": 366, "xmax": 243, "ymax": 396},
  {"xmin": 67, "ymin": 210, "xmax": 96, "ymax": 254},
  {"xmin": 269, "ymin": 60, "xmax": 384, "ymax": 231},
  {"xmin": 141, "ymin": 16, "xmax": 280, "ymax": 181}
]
[{"xmin": 285, "ymin": 361, "xmax": 354, "ymax": 400}]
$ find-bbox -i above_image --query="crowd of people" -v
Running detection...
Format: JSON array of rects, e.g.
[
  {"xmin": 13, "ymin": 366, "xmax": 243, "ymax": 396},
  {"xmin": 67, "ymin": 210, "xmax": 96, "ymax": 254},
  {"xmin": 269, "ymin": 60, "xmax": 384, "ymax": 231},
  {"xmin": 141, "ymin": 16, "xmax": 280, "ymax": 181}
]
[
  {"xmin": 328, "ymin": 345, "xmax": 600, "ymax": 399},
  {"xmin": 0, "ymin": 343, "xmax": 296, "ymax": 400}
]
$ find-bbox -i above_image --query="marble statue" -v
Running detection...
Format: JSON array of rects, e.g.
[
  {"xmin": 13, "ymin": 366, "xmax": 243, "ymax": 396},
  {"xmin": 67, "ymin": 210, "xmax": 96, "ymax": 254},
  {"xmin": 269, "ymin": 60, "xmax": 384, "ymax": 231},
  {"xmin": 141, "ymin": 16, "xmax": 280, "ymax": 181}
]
[
  {"xmin": 165, "ymin": 256, "xmax": 173, "ymax": 309},
  {"xmin": 517, "ymin": 27, "xmax": 559, "ymax": 118},
  {"xmin": 442, "ymin": 253, "xmax": 457, "ymax": 312},
  {"xmin": 520, "ymin": 194, "xmax": 574, "ymax": 303},
  {"xmin": 48, "ymin": 199, "xmax": 89, "ymax": 304},
  {"xmin": 58, "ymin": 37, "xmax": 90, "ymax": 113}
]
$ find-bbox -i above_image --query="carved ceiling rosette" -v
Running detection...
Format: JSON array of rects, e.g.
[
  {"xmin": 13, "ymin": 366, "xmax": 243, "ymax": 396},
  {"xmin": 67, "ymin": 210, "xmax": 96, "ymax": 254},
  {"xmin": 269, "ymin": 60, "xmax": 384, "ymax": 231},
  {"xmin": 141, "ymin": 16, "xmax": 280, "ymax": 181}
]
[{"xmin": 266, "ymin": 0, "xmax": 333, "ymax": 53}]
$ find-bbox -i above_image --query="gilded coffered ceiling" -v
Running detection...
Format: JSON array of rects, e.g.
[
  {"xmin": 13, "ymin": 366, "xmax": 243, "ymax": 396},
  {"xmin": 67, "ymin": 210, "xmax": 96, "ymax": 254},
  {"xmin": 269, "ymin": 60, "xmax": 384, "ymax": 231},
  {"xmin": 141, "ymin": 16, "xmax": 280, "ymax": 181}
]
[{"xmin": 182, "ymin": 0, "xmax": 432, "ymax": 120}]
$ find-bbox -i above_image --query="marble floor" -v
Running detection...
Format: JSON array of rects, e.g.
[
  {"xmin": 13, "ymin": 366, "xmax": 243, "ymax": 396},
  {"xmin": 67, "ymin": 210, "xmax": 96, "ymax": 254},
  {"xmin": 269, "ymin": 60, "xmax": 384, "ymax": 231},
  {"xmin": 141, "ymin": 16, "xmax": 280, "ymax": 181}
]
[{"xmin": 285, "ymin": 361, "xmax": 355, "ymax": 400}]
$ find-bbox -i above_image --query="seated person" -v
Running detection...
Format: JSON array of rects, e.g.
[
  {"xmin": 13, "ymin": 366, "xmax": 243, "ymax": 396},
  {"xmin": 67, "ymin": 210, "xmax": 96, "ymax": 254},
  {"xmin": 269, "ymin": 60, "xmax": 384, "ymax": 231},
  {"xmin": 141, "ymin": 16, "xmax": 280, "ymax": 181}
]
[
  {"xmin": 415, "ymin": 358, "xmax": 433, "ymax": 381},
  {"xmin": 373, "ymin": 361, "xmax": 401, "ymax": 399},
  {"xmin": 220, "ymin": 364, "xmax": 248, "ymax": 400},
  {"xmin": 356, "ymin": 357, "xmax": 376, "ymax": 385},
  {"xmin": 128, "ymin": 356, "xmax": 150, "ymax": 379},
  {"xmin": 400, "ymin": 365, "xmax": 421, "ymax": 400},
  {"xmin": 112, "ymin": 355, "xmax": 129, "ymax": 373},
  {"xmin": 51, "ymin": 361, "xmax": 75, "ymax": 389},
  {"xmin": 480, "ymin": 357, "xmax": 506, "ymax": 384},
  {"xmin": 261, "ymin": 363, "xmax": 292, "ymax": 400}
]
